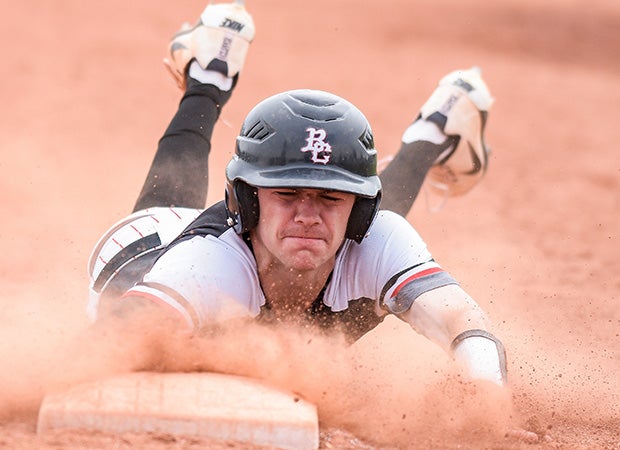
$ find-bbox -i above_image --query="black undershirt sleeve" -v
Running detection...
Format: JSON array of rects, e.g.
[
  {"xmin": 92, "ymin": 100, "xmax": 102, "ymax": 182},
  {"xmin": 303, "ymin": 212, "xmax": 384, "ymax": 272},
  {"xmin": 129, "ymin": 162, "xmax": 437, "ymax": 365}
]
[{"xmin": 379, "ymin": 138, "xmax": 454, "ymax": 216}]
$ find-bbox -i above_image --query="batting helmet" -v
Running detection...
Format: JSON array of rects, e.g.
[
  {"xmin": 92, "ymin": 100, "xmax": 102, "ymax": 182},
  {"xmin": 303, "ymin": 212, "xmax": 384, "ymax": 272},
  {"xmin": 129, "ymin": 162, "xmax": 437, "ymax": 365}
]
[{"xmin": 225, "ymin": 89, "xmax": 382, "ymax": 243}]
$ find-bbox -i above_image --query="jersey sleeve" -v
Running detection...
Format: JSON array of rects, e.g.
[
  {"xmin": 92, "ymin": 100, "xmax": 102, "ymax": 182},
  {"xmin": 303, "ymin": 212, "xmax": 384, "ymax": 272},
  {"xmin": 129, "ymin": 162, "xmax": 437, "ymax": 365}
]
[
  {"xmin": 87, "ymin": 207, "xmax": 202, "ymax": 321},
  {"xmin": 345, "ymin": 210, "xmax": 458, "ymax": 315},
  {"xmin": 125, "ymin": 229, "xmax": 264, "ymax": 331}
]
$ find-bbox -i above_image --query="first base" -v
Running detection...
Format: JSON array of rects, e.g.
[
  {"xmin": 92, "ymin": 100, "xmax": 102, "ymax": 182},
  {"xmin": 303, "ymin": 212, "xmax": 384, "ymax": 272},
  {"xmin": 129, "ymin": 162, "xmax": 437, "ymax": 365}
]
[{"xmin": 37, "ymin": 372, "xmax": 319, "ymax": 450}]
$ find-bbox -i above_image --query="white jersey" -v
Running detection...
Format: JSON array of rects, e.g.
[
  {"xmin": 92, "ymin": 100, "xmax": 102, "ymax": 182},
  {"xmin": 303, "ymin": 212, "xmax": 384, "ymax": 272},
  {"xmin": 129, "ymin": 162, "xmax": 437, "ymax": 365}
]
[
  {"xmin": 87, "ymin": 207, "xmax": 202, "ymax": 321},
  {"xmin": 123, "ymin": 201, "xmax": 456, "ymax": 341}
]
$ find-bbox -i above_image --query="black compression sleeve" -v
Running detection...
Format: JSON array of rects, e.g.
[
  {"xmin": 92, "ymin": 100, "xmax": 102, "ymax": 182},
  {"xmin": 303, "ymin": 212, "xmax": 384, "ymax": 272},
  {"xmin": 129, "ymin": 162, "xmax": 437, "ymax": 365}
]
[{"xmin": 379, "ymin": 138, "xmax": 454, "ymax": 217}]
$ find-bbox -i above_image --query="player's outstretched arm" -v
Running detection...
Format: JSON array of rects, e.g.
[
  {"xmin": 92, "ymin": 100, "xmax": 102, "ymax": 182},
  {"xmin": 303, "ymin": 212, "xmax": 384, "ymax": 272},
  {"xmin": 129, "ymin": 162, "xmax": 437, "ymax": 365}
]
[
  {"xmin": 399, "ymin": 285, "xmax": 550, "ymax": 443},
  {"xmin": 133, "ymin": 1, "xmax": 255, "ymax": 212},
  {"xmin": 399, "ymin": 283, "xmax": 507, "ymax": 386},
  {"xmin": 380, "ymin": 67, "xmax": 494, "ymax": 216},
  {"xmin": 48, "ymin": 295, "xmax": 189, "ymax": 396}
]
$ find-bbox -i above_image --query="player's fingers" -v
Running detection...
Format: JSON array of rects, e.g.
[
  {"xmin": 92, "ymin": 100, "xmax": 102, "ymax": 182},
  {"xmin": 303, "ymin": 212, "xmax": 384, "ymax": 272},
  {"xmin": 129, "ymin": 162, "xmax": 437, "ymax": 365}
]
[{"xmin": 505, "ymin": 428, "xmax": 541, "ymax": 443}]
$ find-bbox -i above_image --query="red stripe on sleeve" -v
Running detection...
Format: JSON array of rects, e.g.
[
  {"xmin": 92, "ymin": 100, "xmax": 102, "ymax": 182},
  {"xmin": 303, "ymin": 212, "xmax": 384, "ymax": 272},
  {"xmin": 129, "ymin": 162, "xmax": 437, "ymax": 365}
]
[
  {"xmin": 390, "ymin": 267, "xmax": 443, "ymax": 298},
  {"xmin": 130, "ymin": 224, "xmax": 144, "ymax": 238},
  {"xmin": 169, "ymin": 207, "xmax": 182, "ymax": 220}
]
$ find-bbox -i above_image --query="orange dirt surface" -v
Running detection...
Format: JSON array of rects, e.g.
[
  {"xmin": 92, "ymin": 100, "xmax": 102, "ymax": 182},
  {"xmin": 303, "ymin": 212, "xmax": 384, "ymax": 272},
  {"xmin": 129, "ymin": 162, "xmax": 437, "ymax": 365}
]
[{"xmin": 1, "ymin": 0, "xmax": 618, "ymax": 449}]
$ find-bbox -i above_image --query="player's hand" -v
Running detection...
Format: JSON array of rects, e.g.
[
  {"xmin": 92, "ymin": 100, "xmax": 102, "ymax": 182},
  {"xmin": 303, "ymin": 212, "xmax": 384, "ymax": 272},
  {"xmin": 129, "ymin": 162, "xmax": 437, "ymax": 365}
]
[
  {"xmin": 462, "ymin": 379, "xmax": 552, "ymax": 444},
  {"xmin": 505, "ymin": 428, "xmax": 547, "ymax": 444}
]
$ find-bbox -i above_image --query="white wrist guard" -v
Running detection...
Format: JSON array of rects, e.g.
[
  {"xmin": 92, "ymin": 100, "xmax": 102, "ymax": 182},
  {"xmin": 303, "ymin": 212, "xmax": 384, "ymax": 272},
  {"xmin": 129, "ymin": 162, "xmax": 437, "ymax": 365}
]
[{"xmin": 450, "ymin": 329, "xmax": 507, "ymax": 386}]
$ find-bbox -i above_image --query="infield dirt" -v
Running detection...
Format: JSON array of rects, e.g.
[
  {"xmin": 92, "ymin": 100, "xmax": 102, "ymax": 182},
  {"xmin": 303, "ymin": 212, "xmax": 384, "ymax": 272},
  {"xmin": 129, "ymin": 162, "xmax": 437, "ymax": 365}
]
[{"xmin": 1, "ymin": 0, "xmax": 618, "ymax": 448}]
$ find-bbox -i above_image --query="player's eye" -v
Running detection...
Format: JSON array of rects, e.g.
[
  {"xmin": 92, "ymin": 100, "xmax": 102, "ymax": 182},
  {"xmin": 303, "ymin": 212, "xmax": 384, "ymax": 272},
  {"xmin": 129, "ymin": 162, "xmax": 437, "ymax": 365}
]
[
  {"xmin": 274, "ymin": 189, "xmax": 297, "ymax": 197},
  {"xmin": 320, "ymin": 191, "xmax": 349, "ymax": 202},
  {"xmin": 320, "ymin": 193, "xmax": 342, "ymax": 202}
]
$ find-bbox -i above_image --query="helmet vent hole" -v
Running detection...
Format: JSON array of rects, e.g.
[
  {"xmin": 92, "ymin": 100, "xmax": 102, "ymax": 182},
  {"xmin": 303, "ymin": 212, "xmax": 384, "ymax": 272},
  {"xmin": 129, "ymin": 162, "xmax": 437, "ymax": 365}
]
[
  {"xmin": 358, "ymin": 128, "xmax": 375, "ymax": 151},
  {"xmin": 243, "ymin": 120, "xmax": 272, "ymax": 141}
]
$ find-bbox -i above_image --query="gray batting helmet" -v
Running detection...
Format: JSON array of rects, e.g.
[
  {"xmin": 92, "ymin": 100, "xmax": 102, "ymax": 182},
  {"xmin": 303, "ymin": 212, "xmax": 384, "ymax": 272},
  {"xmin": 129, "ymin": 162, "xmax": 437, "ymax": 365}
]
[{"xmin": 225, "ymin": 89, "xmax": 382, "ymax": 243}]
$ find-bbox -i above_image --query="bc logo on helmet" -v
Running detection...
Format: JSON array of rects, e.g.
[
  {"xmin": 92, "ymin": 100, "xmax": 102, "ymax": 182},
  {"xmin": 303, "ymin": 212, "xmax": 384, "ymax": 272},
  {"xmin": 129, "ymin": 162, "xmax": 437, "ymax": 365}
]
[{"xmin": 300, "ymin": 127, "xmax": 332, "ymax": 164}]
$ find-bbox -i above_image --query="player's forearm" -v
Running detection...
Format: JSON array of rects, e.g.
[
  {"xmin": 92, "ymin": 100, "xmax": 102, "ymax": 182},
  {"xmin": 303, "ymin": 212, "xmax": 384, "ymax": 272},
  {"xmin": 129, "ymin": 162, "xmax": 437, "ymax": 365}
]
[
  {"xmin": 81, "ymin": 295, "xmax": 189, "ymax": 372},
  {"xmin": 50, "ymin": 300, "xmax": 168, "ymax": 392},
  {"xmin": 401, "ymin": 285, "xmax": 487, "ymax": 348},
  {"xmin": 401, "ymin": 285, "xmax": 507, "ymax": 385},
  {"xmin": 451, "ymin": 329, "xmax": 507, "ymax": 386}
]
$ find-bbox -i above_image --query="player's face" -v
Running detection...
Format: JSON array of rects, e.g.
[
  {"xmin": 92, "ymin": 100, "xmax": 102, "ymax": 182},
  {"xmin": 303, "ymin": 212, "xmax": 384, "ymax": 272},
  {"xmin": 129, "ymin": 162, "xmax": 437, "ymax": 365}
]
[{"xmin": 251, "ymin": 188, "xmax": 356, "ymax": 273}]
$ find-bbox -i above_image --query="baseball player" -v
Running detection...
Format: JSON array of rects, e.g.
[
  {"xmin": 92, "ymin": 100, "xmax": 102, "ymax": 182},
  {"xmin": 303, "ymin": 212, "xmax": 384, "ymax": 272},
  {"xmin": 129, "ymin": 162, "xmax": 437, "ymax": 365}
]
[{"xmin": 88, "ymin": 1, "xmax": 506, "ymax": 387}]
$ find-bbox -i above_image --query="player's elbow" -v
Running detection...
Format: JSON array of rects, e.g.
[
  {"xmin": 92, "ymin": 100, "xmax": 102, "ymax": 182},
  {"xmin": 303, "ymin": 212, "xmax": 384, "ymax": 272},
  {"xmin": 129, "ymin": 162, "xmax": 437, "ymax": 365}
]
[{"xmin": 403, "ymin": 284, "xmax": 491, "ymax": 350}]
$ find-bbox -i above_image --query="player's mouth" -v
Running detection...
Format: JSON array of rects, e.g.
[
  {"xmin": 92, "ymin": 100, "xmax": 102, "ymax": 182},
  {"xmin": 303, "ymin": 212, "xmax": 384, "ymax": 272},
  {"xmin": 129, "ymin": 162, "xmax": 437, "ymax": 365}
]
[
  {"xmin": 282, "ymin": 234, "xmax": 328, "ymax": 248},
  {"xmin": 283, "ymin": 235, "xmax": 325, "ymax": 242}
]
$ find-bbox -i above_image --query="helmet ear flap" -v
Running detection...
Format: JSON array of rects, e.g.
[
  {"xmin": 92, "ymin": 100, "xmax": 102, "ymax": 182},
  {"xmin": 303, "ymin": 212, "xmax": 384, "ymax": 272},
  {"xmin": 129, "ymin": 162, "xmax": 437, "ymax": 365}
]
[
  {"xmin": 225, "ymin": 180, "xmax": 259, "ymax": 233},
  {"xmin": 346, "ymin": 193, "xmax": 382, "ymax": 243}
]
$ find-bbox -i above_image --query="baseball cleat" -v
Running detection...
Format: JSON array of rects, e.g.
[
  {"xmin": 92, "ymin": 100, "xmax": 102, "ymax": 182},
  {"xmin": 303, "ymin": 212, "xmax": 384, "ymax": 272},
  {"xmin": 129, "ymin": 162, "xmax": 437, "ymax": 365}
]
[
  {"xmin": 406, "ymin": 67, "xmax": 495, "ymax": 197},
  {"xmin": 164, "ymin": 1, "xmax": 256, "ymax": 89}
]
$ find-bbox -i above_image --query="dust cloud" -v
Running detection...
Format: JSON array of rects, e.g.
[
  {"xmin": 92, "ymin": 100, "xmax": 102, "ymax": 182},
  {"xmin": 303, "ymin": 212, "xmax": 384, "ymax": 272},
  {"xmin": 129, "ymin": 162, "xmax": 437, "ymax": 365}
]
[{"xmin": 4, "ymin": 292, "xmax": 616, "ymax": 448}]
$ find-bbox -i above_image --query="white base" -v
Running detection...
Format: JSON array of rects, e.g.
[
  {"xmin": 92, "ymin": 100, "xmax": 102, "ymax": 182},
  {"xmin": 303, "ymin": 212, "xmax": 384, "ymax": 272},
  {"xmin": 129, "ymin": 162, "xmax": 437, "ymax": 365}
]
[{"xmin": 37, "ymin": 372, "xmax": 319, "ymax": 450}]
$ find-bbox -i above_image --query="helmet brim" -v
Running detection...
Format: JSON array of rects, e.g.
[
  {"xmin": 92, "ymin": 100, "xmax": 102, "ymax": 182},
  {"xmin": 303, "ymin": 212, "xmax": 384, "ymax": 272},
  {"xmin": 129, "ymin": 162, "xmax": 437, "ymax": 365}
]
[{"xmin": 230, "ymin": 162, "xmax": 381, "ymax": 198}]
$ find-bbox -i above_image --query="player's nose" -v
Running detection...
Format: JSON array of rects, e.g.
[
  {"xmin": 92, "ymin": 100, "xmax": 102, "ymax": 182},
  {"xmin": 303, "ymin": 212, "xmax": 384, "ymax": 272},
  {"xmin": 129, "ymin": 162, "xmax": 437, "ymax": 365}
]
[{"xmin": 293, "ymin": 195, "xmax": 321, "ymax": 225}]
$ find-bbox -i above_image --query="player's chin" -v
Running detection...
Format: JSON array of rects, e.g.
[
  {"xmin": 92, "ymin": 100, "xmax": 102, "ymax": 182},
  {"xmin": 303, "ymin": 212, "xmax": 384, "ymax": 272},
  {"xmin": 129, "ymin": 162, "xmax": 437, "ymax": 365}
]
[{"xmin": 284, "ymin": 250, "xmax": 330, "ymax": 272}]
